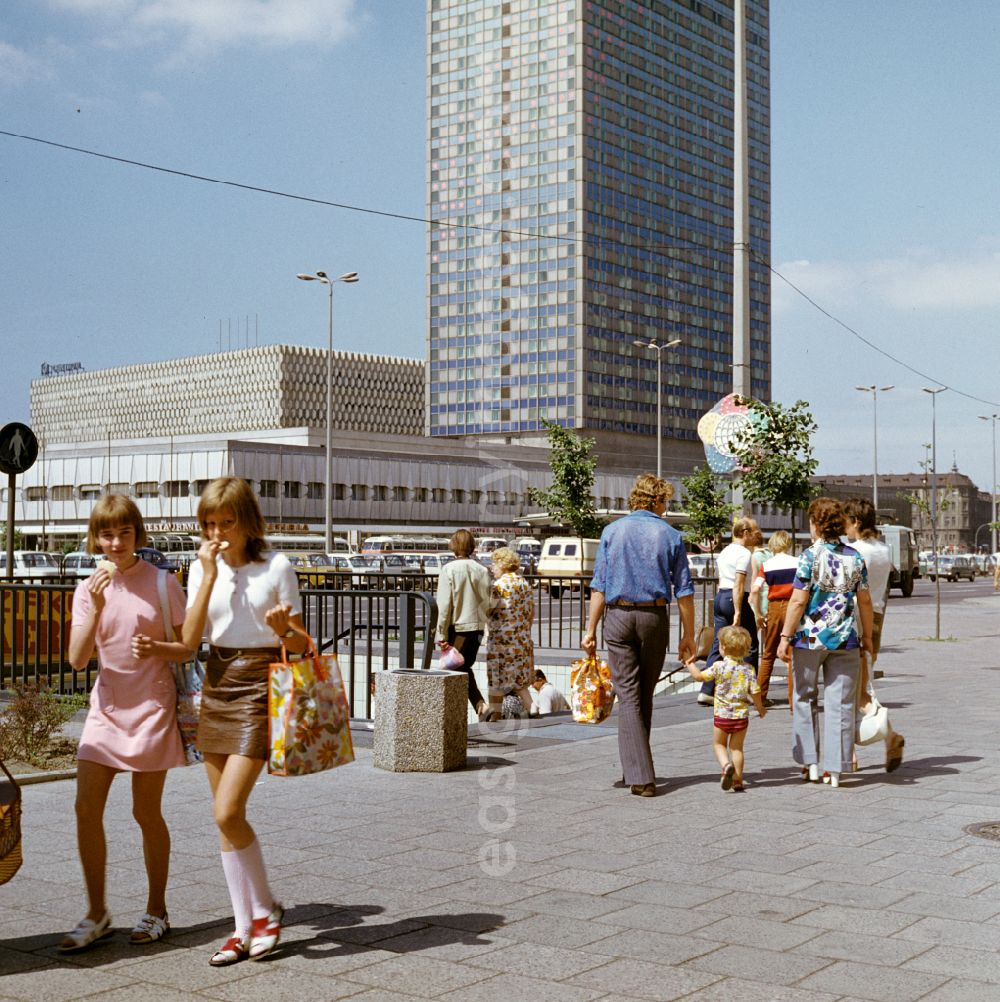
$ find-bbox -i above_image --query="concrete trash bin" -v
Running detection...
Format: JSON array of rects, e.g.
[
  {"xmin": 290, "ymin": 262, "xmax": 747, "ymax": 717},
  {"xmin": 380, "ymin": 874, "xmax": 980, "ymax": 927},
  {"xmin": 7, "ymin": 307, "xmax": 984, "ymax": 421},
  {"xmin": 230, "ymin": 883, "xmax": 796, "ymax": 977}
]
[{"xmin": 373, "ymin": 669, "xmax": 468, "ymax": 772}]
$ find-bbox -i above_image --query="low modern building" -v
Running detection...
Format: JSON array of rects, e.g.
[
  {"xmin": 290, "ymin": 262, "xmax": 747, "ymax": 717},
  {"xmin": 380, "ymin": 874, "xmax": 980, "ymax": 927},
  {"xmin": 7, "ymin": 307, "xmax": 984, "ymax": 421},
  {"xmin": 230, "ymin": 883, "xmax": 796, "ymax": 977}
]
[{"xmin": 9, "ymin": 427, "xmax": 644, "ymax": 549}]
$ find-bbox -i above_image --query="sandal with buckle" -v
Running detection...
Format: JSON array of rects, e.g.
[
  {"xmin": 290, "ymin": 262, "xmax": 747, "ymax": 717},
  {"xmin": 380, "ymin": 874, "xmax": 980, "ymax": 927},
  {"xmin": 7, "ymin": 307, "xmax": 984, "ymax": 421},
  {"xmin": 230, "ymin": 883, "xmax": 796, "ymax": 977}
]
[
  {"xmin": 59, "ymin": 911, "xmax": 113, "ymax": 953},
  {"xmin": 249, "ymin": 903, "xmax": 284, "ymax": 960},
  {"xmin": 129, "ymin": 911, "xmax": 169, "ymax": 944},
  {"xmin": 209, "ymin": 933, "xmax": 249, "ymax": 967}
]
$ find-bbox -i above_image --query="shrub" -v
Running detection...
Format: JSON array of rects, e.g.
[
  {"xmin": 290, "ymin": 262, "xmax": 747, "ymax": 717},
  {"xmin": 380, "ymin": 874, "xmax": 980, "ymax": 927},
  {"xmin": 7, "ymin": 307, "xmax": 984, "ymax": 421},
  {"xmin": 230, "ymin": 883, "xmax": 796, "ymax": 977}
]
[{"xmin": 0, "ymin": 683, "xmax": 86, "ymax": 767}]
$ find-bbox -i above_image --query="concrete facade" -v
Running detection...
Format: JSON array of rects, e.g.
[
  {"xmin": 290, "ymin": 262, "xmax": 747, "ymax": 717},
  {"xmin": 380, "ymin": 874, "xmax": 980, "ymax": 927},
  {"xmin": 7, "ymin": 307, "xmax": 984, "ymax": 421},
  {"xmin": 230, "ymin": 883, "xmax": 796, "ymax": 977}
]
[{"xmin": 29, "ymin": 345, "xmax": 425, "ymax": 445}]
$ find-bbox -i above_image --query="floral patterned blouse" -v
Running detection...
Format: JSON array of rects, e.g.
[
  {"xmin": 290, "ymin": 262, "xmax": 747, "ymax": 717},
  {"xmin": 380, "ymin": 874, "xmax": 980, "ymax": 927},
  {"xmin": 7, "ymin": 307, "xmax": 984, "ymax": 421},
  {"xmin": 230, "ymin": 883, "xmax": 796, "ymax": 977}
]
[
  {"xmin": 486, "ymin": 571, "xmax": 534, "ymax": 692},
  {"xmin": 701, "ymin": 656, "xmax": 760, "ymax": 719}
]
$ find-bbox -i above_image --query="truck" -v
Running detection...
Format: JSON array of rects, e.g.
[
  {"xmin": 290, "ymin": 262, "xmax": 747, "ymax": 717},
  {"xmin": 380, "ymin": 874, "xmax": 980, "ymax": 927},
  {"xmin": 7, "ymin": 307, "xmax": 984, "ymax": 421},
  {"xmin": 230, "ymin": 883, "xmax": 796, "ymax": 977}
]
[{"xmin": 878, "ymin": 524, "xmax": 918, "ymax": 597}]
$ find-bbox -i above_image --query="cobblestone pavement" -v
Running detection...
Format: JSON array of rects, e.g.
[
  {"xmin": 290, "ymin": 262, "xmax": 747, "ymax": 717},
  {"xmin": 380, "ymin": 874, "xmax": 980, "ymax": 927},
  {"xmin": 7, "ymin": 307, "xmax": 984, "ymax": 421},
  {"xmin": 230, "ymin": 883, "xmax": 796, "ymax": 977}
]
[{"xmin": 2, "ymin": 591, "xmax": 1000, "ymax": 1001}]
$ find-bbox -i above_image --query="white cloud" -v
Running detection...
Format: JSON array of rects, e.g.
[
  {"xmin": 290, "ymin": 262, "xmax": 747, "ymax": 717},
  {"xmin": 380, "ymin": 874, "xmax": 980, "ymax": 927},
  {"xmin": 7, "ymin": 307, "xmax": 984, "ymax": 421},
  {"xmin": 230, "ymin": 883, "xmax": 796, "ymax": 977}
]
[
  {"xmin": 0, "ymin": 41, "xmax": 53, "ymax": 87},
  {"xmin": 50, "ymin": 0, "xmax": 358, "ymax": 53},
  {"xmin": 774, "ymin": 245, "xmax": 1000, "ymax": 316}
]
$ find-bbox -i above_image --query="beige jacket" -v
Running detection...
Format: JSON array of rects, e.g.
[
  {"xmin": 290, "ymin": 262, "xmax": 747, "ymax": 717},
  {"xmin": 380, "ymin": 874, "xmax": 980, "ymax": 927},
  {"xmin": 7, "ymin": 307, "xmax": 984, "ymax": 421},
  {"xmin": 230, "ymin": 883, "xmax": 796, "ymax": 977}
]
[{"xmin": 436, "ymin": 558, "xmax": 492, "ymax": 639}]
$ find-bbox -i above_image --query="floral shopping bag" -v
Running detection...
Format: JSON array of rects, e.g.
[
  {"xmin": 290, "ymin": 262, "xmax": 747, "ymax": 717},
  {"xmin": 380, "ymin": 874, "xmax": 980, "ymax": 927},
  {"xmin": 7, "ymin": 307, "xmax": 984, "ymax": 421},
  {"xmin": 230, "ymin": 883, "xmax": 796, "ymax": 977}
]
[
  {"xmin": 268, "ymin": 640, "xmax": 354, "ymax": 777},
  {"xmin": 570, "ymin": 656, "xmax": 615, "ymax": 724},
  {"xmin": 173, "ymin": 658, "xmax": 206, "ymax": 765}
]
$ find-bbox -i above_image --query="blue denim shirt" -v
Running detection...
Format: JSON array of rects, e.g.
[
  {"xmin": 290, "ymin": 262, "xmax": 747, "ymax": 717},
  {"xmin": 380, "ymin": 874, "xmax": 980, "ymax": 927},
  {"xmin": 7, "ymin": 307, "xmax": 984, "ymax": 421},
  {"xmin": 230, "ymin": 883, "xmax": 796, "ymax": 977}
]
[{"xmin": 590, "ymin": 510, "xmax": 694, "ymax": 604}]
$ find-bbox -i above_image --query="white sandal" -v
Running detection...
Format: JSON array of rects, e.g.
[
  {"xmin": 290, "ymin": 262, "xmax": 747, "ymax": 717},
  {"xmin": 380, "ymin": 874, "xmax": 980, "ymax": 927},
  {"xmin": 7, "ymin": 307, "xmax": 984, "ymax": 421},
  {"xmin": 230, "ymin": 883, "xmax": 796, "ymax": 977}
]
[
  {"xmin": 59, "ymin": 911, "xmax": 113, "ymax": 953},
  {"xmin": 129, "ymin": 912, "xmax": 169, "ymax": 944}
]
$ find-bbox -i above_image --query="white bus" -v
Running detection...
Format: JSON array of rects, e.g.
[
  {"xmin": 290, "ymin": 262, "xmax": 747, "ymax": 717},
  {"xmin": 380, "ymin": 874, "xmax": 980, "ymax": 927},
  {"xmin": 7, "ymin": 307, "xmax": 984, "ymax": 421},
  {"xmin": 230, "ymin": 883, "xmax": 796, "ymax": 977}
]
[{"xmin": 361, "ymin": 534, "xmax": 452, "ymax": 556}]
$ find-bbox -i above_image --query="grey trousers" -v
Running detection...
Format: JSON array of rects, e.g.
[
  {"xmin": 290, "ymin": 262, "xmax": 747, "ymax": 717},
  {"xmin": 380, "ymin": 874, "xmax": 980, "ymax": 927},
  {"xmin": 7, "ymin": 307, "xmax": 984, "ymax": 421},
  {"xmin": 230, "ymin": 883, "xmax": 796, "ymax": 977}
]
[
  {"xmin": 792, "ymin": 646, "xmax": 859, "ymax": 774},
  {"xmin": 604, "ymin": 606, "xmax": 669, "ymax": 786}
]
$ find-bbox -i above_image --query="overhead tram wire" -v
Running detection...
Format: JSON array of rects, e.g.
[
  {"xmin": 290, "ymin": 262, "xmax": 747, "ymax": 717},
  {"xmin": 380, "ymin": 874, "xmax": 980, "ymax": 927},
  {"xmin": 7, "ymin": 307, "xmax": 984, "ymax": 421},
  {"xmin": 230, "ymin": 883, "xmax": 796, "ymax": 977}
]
[
  {"xmin": 751, "ymin": 247, "xmax": 1000, "ymax": 410},
  {"xmin": 6, "ymin": 127, "xmax": 998, "ymax": 410}
]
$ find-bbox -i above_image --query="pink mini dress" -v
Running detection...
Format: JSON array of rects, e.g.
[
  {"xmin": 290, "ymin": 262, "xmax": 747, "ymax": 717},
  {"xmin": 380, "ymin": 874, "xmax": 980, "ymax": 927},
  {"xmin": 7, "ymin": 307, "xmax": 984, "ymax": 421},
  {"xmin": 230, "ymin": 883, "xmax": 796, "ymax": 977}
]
[{"xmin": 73, "ymin": 559, "xmax": 187, "ymax": 772}]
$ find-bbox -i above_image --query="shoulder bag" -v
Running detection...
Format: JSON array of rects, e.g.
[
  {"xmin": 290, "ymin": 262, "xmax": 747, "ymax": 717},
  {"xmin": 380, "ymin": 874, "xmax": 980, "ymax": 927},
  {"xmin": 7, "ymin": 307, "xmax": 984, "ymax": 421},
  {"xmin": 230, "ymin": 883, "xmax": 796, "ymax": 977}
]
[
  {"xmin": 0, "ymin": 760, "xmax": 22, "ymax": 886},
  {"xmin": 156, "ymin": 571, "xmax": 205, "ymax": 765}
]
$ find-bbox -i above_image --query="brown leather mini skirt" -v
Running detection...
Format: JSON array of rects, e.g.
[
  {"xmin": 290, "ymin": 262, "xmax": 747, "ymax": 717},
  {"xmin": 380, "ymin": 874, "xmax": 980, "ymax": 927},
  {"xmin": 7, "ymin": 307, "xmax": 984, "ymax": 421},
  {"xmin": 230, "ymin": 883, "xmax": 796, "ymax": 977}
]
[{"xmin": 197, "ymin": 647, "xmax": 278, "ymax": 761}]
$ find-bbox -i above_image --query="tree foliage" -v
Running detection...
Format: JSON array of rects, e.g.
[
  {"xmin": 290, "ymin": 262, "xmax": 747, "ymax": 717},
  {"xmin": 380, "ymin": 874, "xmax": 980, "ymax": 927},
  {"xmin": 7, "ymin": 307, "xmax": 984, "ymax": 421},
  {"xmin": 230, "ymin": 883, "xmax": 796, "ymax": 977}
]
[
  {"xmin": 527, "ymin": 421, "xmax": 605, "ymax": 539},
  {"xmin": 731, "ymin": 398, "xmax": 818, "ymax": 532},
  {"xmin": 680, "ymin": 464, "xmax": 736, "ymax": 552}
]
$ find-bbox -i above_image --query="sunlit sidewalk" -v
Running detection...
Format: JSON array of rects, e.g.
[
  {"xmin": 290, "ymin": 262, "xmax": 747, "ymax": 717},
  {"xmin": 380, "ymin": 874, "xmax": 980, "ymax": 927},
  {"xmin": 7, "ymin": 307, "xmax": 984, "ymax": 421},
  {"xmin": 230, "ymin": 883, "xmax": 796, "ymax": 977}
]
[{"xmin": 2, "ymin": 592, "xmax": 1000, "ymax": 1001}]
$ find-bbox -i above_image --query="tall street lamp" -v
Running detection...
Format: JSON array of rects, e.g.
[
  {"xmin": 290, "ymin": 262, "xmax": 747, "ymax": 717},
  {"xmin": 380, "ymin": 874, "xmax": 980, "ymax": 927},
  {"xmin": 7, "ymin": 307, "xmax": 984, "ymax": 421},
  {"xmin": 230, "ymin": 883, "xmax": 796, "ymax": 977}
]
[
  {"xmin": 633, "ymin": 338, "xmax": 682, "ymax": 479},
  {"xmin": 297, "ymin": 270, "xmax": 359, "ymax": 552},
  {"xmin": 855, "ymin": 384, "xmax": 894, "ymax": 515},
  {"xmin": 979, "ymin": 413, "xmax": 998, "ymax": 554},
  {"xmin": 922, "ymin": 386, "xmax": 947, "ymax": 640}
]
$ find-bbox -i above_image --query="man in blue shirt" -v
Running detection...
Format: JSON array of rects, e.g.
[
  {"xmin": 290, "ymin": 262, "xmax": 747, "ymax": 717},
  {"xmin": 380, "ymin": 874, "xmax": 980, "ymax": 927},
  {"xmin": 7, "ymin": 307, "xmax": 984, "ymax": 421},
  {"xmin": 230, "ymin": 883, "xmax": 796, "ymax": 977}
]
[{"xmin": 582, "ymin": 473, "xmax": 695, "ymax": 797}]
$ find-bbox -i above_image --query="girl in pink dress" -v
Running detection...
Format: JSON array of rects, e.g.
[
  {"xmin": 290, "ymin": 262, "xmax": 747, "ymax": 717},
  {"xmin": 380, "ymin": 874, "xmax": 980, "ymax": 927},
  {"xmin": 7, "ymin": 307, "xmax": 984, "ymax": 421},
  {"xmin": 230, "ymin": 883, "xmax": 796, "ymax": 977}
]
[{"xmin": 61, "ymin": 496, "xmax": 188, "ymax": 953}]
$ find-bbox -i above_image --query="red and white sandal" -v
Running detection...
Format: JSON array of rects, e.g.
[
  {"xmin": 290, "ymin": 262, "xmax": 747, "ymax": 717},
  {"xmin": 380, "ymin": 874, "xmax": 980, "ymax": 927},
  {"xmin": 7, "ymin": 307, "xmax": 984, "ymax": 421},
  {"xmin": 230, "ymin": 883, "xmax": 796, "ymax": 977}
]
[
  {"xmin": 209, "ymin": 933, "xmax": 249, "ymax": 967},
  {"xmin": 249, "ymin": 903, "xmax": 284, "ymax": 961}
]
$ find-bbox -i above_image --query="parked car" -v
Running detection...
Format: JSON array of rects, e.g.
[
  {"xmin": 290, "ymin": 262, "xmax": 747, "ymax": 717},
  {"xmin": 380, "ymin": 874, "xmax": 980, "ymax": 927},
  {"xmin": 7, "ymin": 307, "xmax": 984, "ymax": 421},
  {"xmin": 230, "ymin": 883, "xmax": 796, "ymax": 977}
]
[
  {"xmin": 136, "ymin": 547, "xmax": 181, "ymax": 573},
  {"xmin": 0, "ymin": 550, "xmax": 62, "ymax": 580},
  {"xmin": 61, "ymin": 551, "xmax": 99, "ymax": 578},
  {"xmin": 326, "ymin": 553, "xmax": 379, "ymax": 589},
  {"xmin": 685, "ymin": 553, "xmax": 715, "ymax": 580},
  {"xmin": 402, "ymin": 553, "xmax": 455, "ymax": 577}
]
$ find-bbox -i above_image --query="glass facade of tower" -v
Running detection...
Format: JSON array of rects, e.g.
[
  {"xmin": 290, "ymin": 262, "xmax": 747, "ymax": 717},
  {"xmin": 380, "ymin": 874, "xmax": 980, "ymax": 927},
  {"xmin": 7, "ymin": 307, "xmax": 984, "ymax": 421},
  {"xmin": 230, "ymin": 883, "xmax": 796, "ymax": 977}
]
[{"xmin": 427, "ymin": 0, "xmax": 770, "ymax": 445}]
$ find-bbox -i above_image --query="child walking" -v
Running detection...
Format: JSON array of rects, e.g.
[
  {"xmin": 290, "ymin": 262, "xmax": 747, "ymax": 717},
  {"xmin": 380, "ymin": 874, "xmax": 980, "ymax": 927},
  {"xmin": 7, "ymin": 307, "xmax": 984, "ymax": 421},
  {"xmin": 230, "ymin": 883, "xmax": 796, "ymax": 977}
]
[{"xmin": 686, "ymin": 626, "xmax": 766, "ymax": 792}]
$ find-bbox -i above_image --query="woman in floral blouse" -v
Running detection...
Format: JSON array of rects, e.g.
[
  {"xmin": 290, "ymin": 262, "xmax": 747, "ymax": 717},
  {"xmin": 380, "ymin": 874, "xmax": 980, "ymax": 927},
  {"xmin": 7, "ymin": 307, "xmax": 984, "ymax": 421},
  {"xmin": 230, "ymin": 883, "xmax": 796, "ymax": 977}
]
[{"xmin": 486, "ymin": 547, "xmax": 535, "ymax": 719}]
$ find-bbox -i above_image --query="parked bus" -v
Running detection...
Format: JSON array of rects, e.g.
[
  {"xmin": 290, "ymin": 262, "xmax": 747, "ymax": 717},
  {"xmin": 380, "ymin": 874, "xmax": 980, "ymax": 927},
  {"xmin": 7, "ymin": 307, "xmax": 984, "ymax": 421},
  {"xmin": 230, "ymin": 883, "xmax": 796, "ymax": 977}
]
[{"xmin": 361, "ymin": 534, "xmax": 452, "ymax": 556}]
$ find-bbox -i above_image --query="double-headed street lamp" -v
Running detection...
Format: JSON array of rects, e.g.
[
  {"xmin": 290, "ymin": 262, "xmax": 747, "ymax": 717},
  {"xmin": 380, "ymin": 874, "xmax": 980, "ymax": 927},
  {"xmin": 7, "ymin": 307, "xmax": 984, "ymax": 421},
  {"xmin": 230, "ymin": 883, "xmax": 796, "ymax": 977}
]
[
  {"xmin": 922, "ymin": 386, "xmax": 947, "ymax": 640},
  {"xmin": 855, "ymin": 384, "xmax": 894, "ymax": 515},
  {"xmin": 979, "ymin": 413, "xmax": 998, "ymax": 554},
  {"xmin": 633, "ymin": 338, "xmax": 682, "ymax": 480},
  {"xmin": 296, "ymin": 270, "xmax": 359, "ymax": 553}
]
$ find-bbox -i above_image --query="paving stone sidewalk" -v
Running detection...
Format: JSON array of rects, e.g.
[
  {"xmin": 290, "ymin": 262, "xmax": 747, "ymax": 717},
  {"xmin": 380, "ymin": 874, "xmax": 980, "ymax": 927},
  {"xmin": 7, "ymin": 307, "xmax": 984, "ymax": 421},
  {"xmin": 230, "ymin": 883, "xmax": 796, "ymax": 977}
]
[{"xmin": 2, "ymin": 592, "xmax": 1000, "ymax": 1001}]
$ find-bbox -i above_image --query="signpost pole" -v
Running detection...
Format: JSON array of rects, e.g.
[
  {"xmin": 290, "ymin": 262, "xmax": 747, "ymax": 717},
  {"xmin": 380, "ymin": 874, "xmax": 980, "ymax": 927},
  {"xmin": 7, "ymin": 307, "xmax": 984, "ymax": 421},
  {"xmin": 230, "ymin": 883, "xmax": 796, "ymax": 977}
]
[{"xmin": 5, "ymin": 472, "xmax": 14, "ymax": 582}]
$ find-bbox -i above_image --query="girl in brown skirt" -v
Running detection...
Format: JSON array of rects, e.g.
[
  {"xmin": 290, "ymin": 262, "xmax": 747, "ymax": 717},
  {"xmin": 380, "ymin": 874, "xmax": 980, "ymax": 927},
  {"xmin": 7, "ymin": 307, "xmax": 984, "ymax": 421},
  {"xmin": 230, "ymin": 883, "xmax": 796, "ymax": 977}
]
[{"xmin": 183, "ymin": 478, "xmax": 309, "ymax": 966}]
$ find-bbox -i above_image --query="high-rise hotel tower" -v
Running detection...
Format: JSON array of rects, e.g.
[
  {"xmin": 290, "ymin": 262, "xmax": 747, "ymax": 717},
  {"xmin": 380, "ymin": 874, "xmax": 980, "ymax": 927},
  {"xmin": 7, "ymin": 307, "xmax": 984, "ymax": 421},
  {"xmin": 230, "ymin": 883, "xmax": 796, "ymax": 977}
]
[{"xmin": 427, "ymin": 0, "xmax": 770, "ymax": 475}]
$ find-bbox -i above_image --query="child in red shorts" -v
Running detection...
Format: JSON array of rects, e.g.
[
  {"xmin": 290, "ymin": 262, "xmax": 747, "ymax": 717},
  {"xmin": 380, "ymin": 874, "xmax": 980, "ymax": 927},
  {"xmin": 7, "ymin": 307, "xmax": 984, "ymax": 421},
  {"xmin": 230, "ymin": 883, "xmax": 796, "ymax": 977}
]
[{"xmin": 686, "ymin": 626, "xmax": 766, "ymax": 792}]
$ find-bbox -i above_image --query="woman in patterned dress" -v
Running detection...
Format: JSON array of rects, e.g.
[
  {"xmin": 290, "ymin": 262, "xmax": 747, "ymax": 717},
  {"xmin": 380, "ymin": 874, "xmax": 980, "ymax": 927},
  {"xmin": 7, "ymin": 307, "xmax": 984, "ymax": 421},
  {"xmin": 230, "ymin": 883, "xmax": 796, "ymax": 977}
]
[{"xmin": 486, "ymin": 547, "xmax": 535, "ymax": 719}]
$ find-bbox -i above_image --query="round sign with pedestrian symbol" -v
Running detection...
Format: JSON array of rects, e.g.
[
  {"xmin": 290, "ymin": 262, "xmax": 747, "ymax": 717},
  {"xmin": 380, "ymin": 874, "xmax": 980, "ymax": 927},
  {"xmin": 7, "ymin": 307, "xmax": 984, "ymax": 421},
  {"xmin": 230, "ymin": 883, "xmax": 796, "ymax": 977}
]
[{"xmin": 0, "ymin": 423, "xmax": 39, "ymax": 475}]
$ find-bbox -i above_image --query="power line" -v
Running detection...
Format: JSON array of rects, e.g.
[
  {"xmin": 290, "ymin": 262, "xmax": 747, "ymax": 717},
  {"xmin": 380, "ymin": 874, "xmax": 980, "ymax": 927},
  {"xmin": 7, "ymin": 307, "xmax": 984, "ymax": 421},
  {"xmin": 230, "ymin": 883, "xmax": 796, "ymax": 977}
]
[
  {"xmin": 755, "ymin": 249, "xmax": 1000, "ymax": 409},
  {"xmin": 4, "ymin": 127, "xmax": 999, "ymax": 409}
]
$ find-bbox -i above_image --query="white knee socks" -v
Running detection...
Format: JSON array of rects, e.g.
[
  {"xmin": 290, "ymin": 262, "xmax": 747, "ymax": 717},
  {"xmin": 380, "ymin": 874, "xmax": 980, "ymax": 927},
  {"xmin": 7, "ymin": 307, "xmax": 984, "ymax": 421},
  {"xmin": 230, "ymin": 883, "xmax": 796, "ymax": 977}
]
[{"xmin": 220, "ymin": 839, "xmax": 274, "ymax": 935}]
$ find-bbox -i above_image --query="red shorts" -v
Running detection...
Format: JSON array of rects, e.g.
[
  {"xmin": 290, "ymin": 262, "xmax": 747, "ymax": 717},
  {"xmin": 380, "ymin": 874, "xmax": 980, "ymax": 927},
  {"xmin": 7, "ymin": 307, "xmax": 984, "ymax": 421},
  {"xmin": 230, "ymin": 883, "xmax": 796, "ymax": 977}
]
[{"xmin": 714, "ymin": 716, "xmax": 749, "ymax": 734}]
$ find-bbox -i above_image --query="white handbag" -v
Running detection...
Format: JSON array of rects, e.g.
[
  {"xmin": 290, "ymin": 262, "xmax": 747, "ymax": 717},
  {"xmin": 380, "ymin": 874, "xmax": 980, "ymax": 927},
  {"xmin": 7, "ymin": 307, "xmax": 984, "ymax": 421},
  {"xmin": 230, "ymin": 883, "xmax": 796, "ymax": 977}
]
[{"xmin": 856, "ymin": 697, "xmax": 890, "ymax": 746}]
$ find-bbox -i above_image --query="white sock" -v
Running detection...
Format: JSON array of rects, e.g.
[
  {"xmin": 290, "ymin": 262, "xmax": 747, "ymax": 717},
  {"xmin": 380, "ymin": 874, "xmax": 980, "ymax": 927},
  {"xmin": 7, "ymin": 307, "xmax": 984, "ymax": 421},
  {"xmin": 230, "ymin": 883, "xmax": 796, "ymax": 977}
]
[
  {"xmin": 220, "ymin": 849, "xmax": 252, "ymax": 939},
  {"xmin": 235, "ymin": 839, "xmax": 274, "ymax": 921}
]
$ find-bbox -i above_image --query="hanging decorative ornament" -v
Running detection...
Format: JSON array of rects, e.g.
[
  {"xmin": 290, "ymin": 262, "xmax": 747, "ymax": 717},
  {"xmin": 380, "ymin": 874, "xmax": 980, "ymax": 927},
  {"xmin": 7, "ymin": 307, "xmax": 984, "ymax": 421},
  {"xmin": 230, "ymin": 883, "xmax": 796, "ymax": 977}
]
[{"xmin": 697, "ymin": 393, "xmax": 753, "ymax": 473}]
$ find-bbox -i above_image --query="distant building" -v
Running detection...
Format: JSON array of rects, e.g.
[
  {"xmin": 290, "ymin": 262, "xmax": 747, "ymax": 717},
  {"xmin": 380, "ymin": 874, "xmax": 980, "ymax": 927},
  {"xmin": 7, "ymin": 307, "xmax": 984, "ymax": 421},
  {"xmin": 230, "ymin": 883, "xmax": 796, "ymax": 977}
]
[
  {"xmin": 30, "ymin": 345, "xmax": 426, "ymax": 444},
  {"xmin": 813, "ymin": 471, "xmax": 993, "ymax": 552},
  {"xmin": 426, "ymin": 0, "xmax": 771, "ymax": 476}
]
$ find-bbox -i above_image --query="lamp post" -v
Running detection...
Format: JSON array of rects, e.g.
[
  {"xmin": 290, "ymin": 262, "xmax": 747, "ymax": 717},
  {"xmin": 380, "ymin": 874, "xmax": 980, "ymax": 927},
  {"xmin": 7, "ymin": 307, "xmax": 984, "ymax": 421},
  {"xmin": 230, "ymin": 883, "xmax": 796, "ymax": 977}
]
[
  {"xmin": 633, "ymin": 338, "xmax": 682, "ymax": 479},
  {"xmin": 296, "ymin": 270, "xmax": 359, "ymax": 552},
  {"xmin": 979, "ymin": 413, "xmax": 998, "ymax": 555},
  {"xmin": 922, "ymin": 386, "xmax": 947, "ymax": 640},
  {"xmin": 855, "ymin": 384, "xmax": 894, "ymax": 515}
]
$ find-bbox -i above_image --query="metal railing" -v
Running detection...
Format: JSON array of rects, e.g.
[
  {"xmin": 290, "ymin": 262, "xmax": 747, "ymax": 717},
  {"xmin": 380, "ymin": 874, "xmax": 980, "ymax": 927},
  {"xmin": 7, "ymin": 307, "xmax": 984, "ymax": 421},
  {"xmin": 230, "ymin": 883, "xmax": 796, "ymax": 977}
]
[
  {"xmin": 2, "ymin": 573, "xmax": 717, "ymax": 716},
  {"xmin": 1, "ymin": 581, "xmax": 438, "ymax": 721}
]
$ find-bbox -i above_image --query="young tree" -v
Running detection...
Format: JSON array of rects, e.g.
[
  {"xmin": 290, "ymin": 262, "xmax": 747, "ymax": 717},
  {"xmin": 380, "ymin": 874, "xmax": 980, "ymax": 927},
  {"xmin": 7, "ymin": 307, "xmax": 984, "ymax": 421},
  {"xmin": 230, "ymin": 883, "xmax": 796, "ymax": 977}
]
[
  {"xmin": 680, "ymin": 464, "xmax": 737, "ymax": 571},
  {"xmin": 527, "ymin": 421, "xmax": 605, "ymax": 539},
  {"xmin": 731, "ymin": 398, "xmax": 818, "ymax": 540}
]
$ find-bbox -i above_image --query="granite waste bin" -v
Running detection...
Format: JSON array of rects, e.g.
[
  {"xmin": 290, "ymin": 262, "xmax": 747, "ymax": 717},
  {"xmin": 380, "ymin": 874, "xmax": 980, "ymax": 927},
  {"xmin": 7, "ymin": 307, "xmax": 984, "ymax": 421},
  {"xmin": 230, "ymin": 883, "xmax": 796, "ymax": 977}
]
[{"xmin": 373, "ymin": 669, "xmax": 468, "ymax": 772}]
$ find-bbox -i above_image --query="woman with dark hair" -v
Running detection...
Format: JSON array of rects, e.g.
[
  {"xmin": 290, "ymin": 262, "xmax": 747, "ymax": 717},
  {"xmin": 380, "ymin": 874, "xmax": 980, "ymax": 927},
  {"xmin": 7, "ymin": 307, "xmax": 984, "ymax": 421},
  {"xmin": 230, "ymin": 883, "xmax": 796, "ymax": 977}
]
[
  {"xmin": 778, "ymin": 497, "xmax": 874, "ymax": 788},
  {"xmin": 436, "ymin": 528, "xmax": 493, "ymax": 719},
  {"xmin": 184, "ymin": 477, "xmax": 310, "ymax": 966}
]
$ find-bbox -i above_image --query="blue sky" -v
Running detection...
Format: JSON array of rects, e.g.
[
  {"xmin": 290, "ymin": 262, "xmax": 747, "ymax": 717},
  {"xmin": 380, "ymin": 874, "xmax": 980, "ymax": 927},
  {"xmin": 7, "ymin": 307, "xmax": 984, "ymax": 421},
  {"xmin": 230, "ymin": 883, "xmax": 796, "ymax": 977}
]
[{"xmin": 3, "ymin": 0, "xmax": 1000, "ymax": 500}]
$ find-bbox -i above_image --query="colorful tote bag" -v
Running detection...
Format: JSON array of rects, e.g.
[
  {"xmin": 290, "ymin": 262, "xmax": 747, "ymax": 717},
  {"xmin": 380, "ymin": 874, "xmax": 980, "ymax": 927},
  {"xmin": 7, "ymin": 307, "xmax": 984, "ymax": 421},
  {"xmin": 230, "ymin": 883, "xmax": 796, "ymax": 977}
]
[
  {"xmin": 157, "ymin": 571, "xmax": 204, "ymax": 765},
  {"xmin": 173, "ymin": 658, "xmax": 206, "ymax": 765},
  {"xmin": 268, "ymin": 637, "xmax": 355, "ymax": 777},
  {"xmin": 0, "ymin": 760, "xmax": 23, "ymax": 886},
  {"xmin": 570, "ymin": 656, "xmax": 615, "ymax": 724}
]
